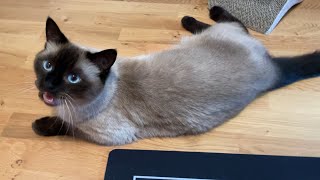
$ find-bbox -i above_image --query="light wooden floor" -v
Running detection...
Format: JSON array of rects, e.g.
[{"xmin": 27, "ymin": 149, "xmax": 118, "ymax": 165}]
[{"xmin": 0, "ymin": 0, "xmax": 320, "ymax": 179}]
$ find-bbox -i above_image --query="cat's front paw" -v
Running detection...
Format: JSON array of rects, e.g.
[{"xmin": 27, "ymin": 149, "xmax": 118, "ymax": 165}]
[{"xmin": 32, "ymin": 116, "xmax": 65, "ymax": 136}]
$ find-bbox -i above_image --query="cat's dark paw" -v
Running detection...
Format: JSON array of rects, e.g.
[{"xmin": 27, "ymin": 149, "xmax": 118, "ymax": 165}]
[
  {"xmin": 181, "ymin": 16, "xmax": 203, "ymax": 34},
  {"xmin": 32, "ymin": 116, "xmax": 64, "ymax": 136},
  {"xmin": 181, "ymin": 16, "xmax": 197, "ymax": 28},
  {"xmin": 209, "ymin": 6, "xmax": 226, "ymax": 21},
  {"xmin": 181, "ymin": 16, "xmax": 198, "ymax": 33}
]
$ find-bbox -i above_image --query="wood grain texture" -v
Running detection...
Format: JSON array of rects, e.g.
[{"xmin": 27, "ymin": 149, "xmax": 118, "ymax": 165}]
[{"xmin": 0, "ymin": 0, "xmax": 320, "ymax": 179}]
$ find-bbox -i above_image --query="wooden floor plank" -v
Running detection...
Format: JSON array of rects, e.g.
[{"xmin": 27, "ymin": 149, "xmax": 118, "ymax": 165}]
[{"xmin": 0, "ymin": 0, "xmax": 320, "ymax": 179}]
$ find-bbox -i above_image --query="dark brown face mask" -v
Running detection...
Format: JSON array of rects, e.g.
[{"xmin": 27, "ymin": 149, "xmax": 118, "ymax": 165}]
[{"xmin": 34, "ymin": 17, "xmax": 117, "ymax": 107}]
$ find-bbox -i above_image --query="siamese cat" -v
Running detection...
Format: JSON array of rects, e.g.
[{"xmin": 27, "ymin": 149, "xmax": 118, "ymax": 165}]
[{"xmin": 32, "ymin": 7, "xmax": 320, "ymax": 145}]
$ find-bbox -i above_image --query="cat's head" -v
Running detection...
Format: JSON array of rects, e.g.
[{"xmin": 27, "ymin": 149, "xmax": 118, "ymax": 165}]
[{"xmin": 34, "ymin": 17, "xmax": 117, "ymax": 107}]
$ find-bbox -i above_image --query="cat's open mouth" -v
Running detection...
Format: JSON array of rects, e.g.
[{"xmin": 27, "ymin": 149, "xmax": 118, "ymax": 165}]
[{"xmin": 39, "ymin": 92, "xmax": 59, "ymax": 106}]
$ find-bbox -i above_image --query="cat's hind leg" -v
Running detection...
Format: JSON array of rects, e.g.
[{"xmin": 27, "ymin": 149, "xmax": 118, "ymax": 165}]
[
  {"xmin": 181, "ymin": 6, "xmax": 248, "ymax": 34},
  {"xmin": 209, "ymin": 6, "xmax": 248, "ymax": 33},
  {"xmin": 181, "ymin": 16, "xmax": 210, "ymax": 34}
]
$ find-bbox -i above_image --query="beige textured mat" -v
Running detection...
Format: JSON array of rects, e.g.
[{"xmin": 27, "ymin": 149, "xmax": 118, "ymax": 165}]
[{"xmin": 208, "ymin": 0, "xmax": 303, "ymax": 34}]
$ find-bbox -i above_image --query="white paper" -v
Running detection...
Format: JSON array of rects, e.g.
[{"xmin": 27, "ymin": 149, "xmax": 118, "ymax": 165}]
[{"xmin": 266, "ymin": 0, "xmax": 303, "ymax": 34}]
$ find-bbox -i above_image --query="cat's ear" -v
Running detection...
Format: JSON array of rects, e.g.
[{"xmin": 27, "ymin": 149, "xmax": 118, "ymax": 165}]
[
  {"xmin": 45, "ymin": 17, "xmax": 68, "ymax": 44},
  {"xmin": 87, "ymin": 49, "xmax": 117, "ymax": 70}
]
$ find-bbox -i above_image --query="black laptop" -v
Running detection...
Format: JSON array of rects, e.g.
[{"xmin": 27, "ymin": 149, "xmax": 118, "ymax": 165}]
[{"xmin": 105, "ymin": 149, "xmax": 320, "ymax": 180}]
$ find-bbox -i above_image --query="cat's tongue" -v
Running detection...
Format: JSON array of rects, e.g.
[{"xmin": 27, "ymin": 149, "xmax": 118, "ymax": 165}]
[{"xmin": 43, "ymin": 92, "xmax": 56, "ymax": 106}]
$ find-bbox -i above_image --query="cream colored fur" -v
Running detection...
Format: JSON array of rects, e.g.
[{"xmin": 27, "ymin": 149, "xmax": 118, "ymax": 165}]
[{"xmin": 57, "ymin": 23, "xmax": 279, "ymax": 145}]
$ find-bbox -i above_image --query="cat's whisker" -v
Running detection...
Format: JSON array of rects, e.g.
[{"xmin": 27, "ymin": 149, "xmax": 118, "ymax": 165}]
[
  {"xmin": 48, "ymin": 116, "xmax": 60, "ymax": 129},
  {"xmin": 1, "ymin": 85, "xmax": 36, "ymax": 96},
  {"xmin": 67, "ymin": 98, "xmax": 78, "ymax": 114},
  {"xmin": 64, "ymin": 97, "xmax": 77, "ymax": 142},
  {"xmin": 22, "ymin": 75, "xmax": 35, "ymax": 78},
  {"xmin": 65, "ymin": 98, "xmax": 76, "ymax": 141},
  {"xmin": 63, "ymin": 93, "xmax": 76, "ymax": 103},
  {"xmin": 64, "ymin": 99, "xmax": 72, "ymax": 138},
  {"xmin": 19, "ymin": 86, "xmax": 36, "ymax": 91},
  {"xmin": 12, "ymin": 84, "xmax": 34, "ymax": 89},
  {"xmin": 15, "ymin": 86, "xmax": 36, "ymax": 95},
  {"xmin": 3, "ymin": 82, "xmax": 35, "ymax": 86},
  {"xmin": 1, "ymin": 85, "xmax": 35, "ymax": 93},
  {"xmin": 57, "ymin": 102, "xmax": 66, "ymax": 135}
]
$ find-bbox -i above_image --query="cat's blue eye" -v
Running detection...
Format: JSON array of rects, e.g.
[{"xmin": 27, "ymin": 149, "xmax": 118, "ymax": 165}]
[
  {"xmin": 67, "ymin": 74, "xmax": 81, "ymax": 84},
  {"xmin": 43, "ymin": 60, "xmax": 53, "ymax": 72}
]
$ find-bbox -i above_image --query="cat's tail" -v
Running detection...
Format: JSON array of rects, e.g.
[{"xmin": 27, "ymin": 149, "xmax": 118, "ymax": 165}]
[{"xmin": 271, "ymin": 51, "xmax": 320, "ymax": 89}]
